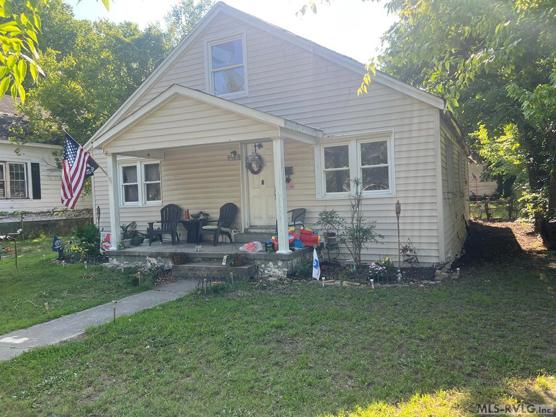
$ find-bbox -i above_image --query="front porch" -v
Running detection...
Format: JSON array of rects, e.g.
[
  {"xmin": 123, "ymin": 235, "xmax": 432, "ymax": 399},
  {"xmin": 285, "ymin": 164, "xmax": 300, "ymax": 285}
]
[
  {"xmin": 107, "ymin": 241, "xmax": 312, "ymax": 279},
  {"xmin": 92, "ymin": 84, "xmax": 323, "ymax": 258}
]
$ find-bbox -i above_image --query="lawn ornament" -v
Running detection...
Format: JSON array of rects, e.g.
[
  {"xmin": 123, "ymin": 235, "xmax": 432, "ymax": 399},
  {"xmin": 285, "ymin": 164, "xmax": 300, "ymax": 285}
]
[{"xmin": 52, "ymin": 235, "xmax": 64, "ymax": 260}]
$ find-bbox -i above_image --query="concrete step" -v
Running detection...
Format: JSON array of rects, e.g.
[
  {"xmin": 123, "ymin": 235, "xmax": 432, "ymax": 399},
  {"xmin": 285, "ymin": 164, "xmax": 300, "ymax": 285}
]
[{"xmin": 172, "ymin": 263, "xmax": 257, "ymax": 280}]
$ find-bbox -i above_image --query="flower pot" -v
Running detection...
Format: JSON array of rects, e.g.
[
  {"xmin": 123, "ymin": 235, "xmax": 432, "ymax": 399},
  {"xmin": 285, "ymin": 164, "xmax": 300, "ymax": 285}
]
[{"xmin": 122, "ymin": 239, "xmax": 132, "ymax": 248}]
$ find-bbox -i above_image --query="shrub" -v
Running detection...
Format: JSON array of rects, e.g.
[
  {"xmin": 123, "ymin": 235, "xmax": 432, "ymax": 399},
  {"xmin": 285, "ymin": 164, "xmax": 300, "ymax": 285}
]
[
  {"xmin": 339, "ymin": 178, "xmax": 383, "ymax": 267},
  {"xmin": 66, "ymin": 224, "xmax": 104, "ymax": 263},
  {"xmin": 400, "ymin": 238, "xmax": 419, "ymax": 266}
]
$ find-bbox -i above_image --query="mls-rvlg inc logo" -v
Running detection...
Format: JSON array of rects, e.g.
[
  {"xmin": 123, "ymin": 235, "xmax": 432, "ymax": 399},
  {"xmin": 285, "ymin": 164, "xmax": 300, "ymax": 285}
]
[{"xmin": 476, "ymin": 403, "xmax": 554, "ymax": 415}]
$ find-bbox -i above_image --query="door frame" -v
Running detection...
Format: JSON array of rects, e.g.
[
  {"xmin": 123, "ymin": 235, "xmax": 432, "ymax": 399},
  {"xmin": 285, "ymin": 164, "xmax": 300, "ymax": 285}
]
[{"xmin": 240, "ymin": 139, "xmax": 274, "ymax": 230}]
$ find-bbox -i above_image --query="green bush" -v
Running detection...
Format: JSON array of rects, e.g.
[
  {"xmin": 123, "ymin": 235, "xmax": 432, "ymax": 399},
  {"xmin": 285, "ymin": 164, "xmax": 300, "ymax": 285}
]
[{"xmin": 66, "ymin": 224, "xmax": 104, "ymax": 263}]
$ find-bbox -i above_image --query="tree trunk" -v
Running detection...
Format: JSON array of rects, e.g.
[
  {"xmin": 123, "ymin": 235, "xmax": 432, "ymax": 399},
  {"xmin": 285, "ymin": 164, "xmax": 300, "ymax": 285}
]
[{"xmin": 548, "ymin": 132, "xmax": 556, "ymax": 214}]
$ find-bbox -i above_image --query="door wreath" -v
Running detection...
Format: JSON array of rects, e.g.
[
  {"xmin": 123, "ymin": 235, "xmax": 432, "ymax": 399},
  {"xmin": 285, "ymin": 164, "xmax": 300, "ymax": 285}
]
[{"xmin": 246, "ymin": 153, "xmax": 265, "ymax": 175}]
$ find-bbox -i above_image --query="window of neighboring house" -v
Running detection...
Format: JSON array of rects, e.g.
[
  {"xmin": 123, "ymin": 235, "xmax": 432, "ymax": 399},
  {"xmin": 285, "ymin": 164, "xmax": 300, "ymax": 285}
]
[
  {"xmin": 120, "ymin": 161, "xmax": 161, "ymax": 206},
  {"xmin": 209, "ymin": 36, "xmax": 247, "ymax": 97},
  {"xmin": 121, "ymin": 165, "xmax": 139, "ymax": 205},
  {"xmin": 0, "ymin": 162, "xmax": 28, "ymax": 199},
  {"xmin": 319, "ymin": 136, "xmax": 394, "ymax": 198},
  {"xmin": 323, "ymin": 144, "xmax": 351, "ymax": 194},
  {"xmin": 143, "ymin": 163, "xmax": 161, "ymax": 203},
  {"xmin": 10, "ymin": 163, "xmax": 27, "ymax": 198}
]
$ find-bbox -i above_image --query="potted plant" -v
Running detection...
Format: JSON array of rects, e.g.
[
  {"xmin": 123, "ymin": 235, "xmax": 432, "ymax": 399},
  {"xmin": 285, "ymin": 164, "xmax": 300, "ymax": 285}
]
[{"xmin": 120, "ymin": 222, "xmax": 144, "ymax": 247}]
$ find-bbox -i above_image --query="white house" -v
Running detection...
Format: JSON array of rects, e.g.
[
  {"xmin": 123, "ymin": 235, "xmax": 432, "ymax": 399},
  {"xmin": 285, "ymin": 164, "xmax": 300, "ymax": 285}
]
[
  {"xmin": 0, "ymin": 96, "xmax": 91, "ymax": 213},
  {"xmin": 87, "ymin": 2, "xmax": 468, "ymax": 265},
  {"xmin": 469, "ymin": 160, "xmax": 498, "ymax": 198}
]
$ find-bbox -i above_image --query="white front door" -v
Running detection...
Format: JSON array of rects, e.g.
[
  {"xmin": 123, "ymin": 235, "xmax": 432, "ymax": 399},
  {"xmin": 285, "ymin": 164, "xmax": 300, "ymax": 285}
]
[{"xmin": 247, "ymin": 143, "xmax": 276, "ymax": 226}]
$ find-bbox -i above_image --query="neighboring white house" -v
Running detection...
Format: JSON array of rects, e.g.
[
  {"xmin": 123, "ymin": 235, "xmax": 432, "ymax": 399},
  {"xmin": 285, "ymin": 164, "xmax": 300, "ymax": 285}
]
[
  {"xmin": 469, "ymin": 160, "xmax": 498, "ymax": 198},
  {"xmin": 87, "ymin": 2, "xmax": 468, "ymax": 265},
  {"xmin": 0, "ymin": 96, "xmax": 91, "ymax": 213}
]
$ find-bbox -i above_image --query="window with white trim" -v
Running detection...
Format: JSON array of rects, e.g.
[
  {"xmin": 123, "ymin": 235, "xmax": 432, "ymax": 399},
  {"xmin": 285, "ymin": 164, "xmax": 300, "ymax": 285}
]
[
  {"xmin": 143, "ymin": 163, "xmax": 161, "ymax": 202},
  {"xmin": 0, "ymin": 162, "xmax": 28, "ymax": 199},
  {"xmin": 359, "ymin": 140, "xmax": 390, "ymax": 191},
  {"xmin": 323, "ymin": 145, "xmax": 351, "ymax": 194},
  {"xmin": 121, "ymin": 165, "xmax": 139, "ymax": 204},
  {"xmin": 208, "ymin": 36, "xmax": 247, "ymax": 97},
  {"xmin": 120, "ymin": 161, "xmax": 161, "ymax": 206},
  {"xmin": 318, "ymin": 136, "xmax": 394, "ymax": 198}
]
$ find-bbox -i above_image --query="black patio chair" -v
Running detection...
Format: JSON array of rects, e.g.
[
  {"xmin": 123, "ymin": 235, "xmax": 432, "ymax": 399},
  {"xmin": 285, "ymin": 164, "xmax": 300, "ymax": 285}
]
[
  {"xmin": 276, "ymin": 208, "xmax": 306, "ymax": 232},
  {"xmin": 147, "ymin": 204, "xmax": 182, "ymax": 246},
  {"xmin": 202, "ymin": 202, "xmax": 239, "ymax": 246},
  {"xmin": 288, "ymin": 208, "xmax": 306, "ymax": 228}
]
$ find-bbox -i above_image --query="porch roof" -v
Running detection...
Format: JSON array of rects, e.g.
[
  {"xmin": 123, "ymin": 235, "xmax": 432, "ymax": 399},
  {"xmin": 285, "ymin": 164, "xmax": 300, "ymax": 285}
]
[{"xmin": 90, "ymin": 84, "xmax": 324, "ymax": 153}]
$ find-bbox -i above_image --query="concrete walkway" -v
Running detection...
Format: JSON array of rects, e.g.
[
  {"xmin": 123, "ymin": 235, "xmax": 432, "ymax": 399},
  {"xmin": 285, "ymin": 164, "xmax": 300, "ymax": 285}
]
[{"xmin": 0, "ymin": 279, "xmax": 197, "ymax": 362}]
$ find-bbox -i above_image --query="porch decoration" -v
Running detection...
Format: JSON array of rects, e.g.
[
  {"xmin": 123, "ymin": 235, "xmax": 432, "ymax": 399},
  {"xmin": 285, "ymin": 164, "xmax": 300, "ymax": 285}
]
[
  {"xmin": 246, "ymin": 143, "xmax": 265, "ymax": 175},
  {"xmin": 312, "ymin": 248, "xmax": 321, "ymax": 280},
  {"xmin": 52, "ymin": 235, "xmax": 64, "ymax": 260},
  {"xmin": 227, "ymin": 150, "xmax": 241, "ymax": 161}
]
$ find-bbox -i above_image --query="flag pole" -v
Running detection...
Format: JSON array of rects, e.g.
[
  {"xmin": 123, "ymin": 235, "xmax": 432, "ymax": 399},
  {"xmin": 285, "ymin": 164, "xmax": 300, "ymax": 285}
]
[{"xmin": 62, "ymin": 128, "xmax": 110, "ymax": 178}]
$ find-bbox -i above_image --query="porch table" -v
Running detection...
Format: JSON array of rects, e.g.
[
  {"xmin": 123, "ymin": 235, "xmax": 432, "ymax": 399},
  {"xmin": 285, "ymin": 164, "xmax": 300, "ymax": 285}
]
[{"xmin": 180, "ymin": 218, "xmax": 208, "ymax": 244}]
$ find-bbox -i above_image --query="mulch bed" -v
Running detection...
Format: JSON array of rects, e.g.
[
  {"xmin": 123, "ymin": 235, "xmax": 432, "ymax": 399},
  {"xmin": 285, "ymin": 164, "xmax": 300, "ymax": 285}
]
[{"xmin": 454, "ymin": 220, "xmax": 548, "ymax": 268}]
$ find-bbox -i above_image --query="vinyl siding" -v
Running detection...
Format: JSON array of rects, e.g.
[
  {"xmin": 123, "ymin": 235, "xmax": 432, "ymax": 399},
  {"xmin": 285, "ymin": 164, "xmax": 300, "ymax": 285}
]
[
  {"xmin": 103, "ymin": 94, "xmax": 278, "ymax": 154},
  {"xmin": 440, "ymin": 123, "xmax": 469, "ymax": 262},
  {"xmin": 94, "ymin": 11, "xmax": 449, "ymax": 264},
  {"xmin": 0, "ymin": 142, "xmax": 91, "ymax": 212}
]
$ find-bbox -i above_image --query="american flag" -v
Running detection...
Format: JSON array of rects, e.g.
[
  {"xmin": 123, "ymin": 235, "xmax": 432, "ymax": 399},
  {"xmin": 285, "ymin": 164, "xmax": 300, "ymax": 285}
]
[{"xmin": 61, "ymin": 133, "xmax": 98, "ymax": 209}]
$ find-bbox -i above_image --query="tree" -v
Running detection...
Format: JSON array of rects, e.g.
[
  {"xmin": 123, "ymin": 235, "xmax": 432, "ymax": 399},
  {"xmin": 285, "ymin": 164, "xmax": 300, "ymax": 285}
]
[
  {"xmin": 12, "ymin": 0, "xmax": 215, "ymax": 145},
  {"xmin": 0, "ymin": 0, "xmax": 110, "ymax": 102},
  {"xmin": 165, "ymin": 0, "xmax": 214, "ymax": 45},
  {"xmin": 356, "ymin": 0, "xmax": 555, "ymax": 217},
  {"xmin": 305, "ymin": 0, "xmax": 555, "ymax": 217},
  {"xmin": 10, "ymin": 0, "xmax": 170, "ymax": 144}
]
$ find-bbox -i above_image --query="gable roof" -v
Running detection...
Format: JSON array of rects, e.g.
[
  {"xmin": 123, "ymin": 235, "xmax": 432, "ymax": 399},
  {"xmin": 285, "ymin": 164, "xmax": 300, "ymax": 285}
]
[
  {"xmin": 86, "ymin": 1, "xmax": 445, "ymax": 148},
  {"xmin": 92, "ymin": 84, "xmax": 323, "ymax": 150}
]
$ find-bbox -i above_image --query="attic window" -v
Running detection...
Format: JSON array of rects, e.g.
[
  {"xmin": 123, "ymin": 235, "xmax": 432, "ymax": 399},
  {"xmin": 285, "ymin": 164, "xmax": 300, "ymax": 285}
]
[{"xmin": 208, "ymin": 36, "xmax": 247, "ymax": 97}]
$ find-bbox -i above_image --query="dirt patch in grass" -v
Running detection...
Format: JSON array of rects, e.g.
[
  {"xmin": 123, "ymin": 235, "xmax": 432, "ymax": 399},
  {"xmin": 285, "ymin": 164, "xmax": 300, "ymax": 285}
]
[
  {"xmin": 455, "ymin": 220, "xmax": 550, "ymax": 269},
  {"xmin": 480, "ymin": 220, "xmax": 547, "ymax": 253}
]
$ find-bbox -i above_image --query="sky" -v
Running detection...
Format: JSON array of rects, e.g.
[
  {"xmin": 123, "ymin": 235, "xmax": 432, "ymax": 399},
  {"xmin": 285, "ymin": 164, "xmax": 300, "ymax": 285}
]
[{"xmin": 65, "ymin": 0, "xmax": 396, "ymax": 63}]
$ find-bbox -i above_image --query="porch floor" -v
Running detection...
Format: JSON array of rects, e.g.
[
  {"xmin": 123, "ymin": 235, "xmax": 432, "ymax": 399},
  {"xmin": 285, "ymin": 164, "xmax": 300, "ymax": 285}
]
[{"xmin": 108, "ymin": 241, "xmax": 310, "ymax": 261}]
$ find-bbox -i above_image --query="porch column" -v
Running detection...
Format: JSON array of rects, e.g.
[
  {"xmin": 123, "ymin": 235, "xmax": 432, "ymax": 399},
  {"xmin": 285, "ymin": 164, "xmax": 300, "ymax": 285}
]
[
  {"xmin": 106, "ymin": 153, "xmax": 121, "ymax": 250},
  {"xmin": 273, "ymin": 137, "xmax": 291, "ymax": 254}
]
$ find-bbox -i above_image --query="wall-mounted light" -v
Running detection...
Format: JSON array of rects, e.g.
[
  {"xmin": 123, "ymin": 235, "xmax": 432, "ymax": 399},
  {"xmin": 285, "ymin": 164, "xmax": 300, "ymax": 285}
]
[{"xmin": 227, "ymin": 150, "xmax": 241, "ymax": 161}]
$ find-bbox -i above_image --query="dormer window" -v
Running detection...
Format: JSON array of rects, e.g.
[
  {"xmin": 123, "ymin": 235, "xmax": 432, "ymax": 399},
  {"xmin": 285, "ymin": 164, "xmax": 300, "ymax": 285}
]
[{"xmin": 208, "ymin": 35, "xmax": 247, "ymax": 97}]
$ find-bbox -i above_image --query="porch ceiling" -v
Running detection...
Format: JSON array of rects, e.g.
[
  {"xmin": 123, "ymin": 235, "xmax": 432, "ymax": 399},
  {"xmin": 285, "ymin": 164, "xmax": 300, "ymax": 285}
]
[{"xmin": 91, "ymin": 84, "xmax": 323, "ymax": 154}]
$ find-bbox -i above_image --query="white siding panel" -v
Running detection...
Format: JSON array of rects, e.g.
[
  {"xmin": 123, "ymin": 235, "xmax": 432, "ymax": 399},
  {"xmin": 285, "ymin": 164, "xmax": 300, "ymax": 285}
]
[
  {"xmin": 440, "ymin": 124, "xmax": 469, "ymax": 262},
  {"xmin": 285, "ymin": 136, "xmax": 441, "ymax": 265},
  {"xmin": 105, "ymin": 95, "xmax": 278, "ymax": 154}
]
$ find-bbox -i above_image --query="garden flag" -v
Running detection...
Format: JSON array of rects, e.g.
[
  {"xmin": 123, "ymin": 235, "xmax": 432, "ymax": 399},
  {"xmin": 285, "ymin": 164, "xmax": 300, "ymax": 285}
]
[
  {"xmin": 61, "ymin": 133, "xmax": 98, "ymax": 209},
  {"xmin": 312, "ymin": 248, "xmax": 321, "ymax": 280}
]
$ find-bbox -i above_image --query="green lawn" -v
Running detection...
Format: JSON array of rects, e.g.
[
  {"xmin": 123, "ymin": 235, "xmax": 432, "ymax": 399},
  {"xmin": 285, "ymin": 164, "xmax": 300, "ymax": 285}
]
[
  {"xmin": 0, "ymin": 251, "xmax": 554, "ymax": 416},
  {"xmin": 0, "ymin": 236, "xmax": 152, "ymax": 335}
]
